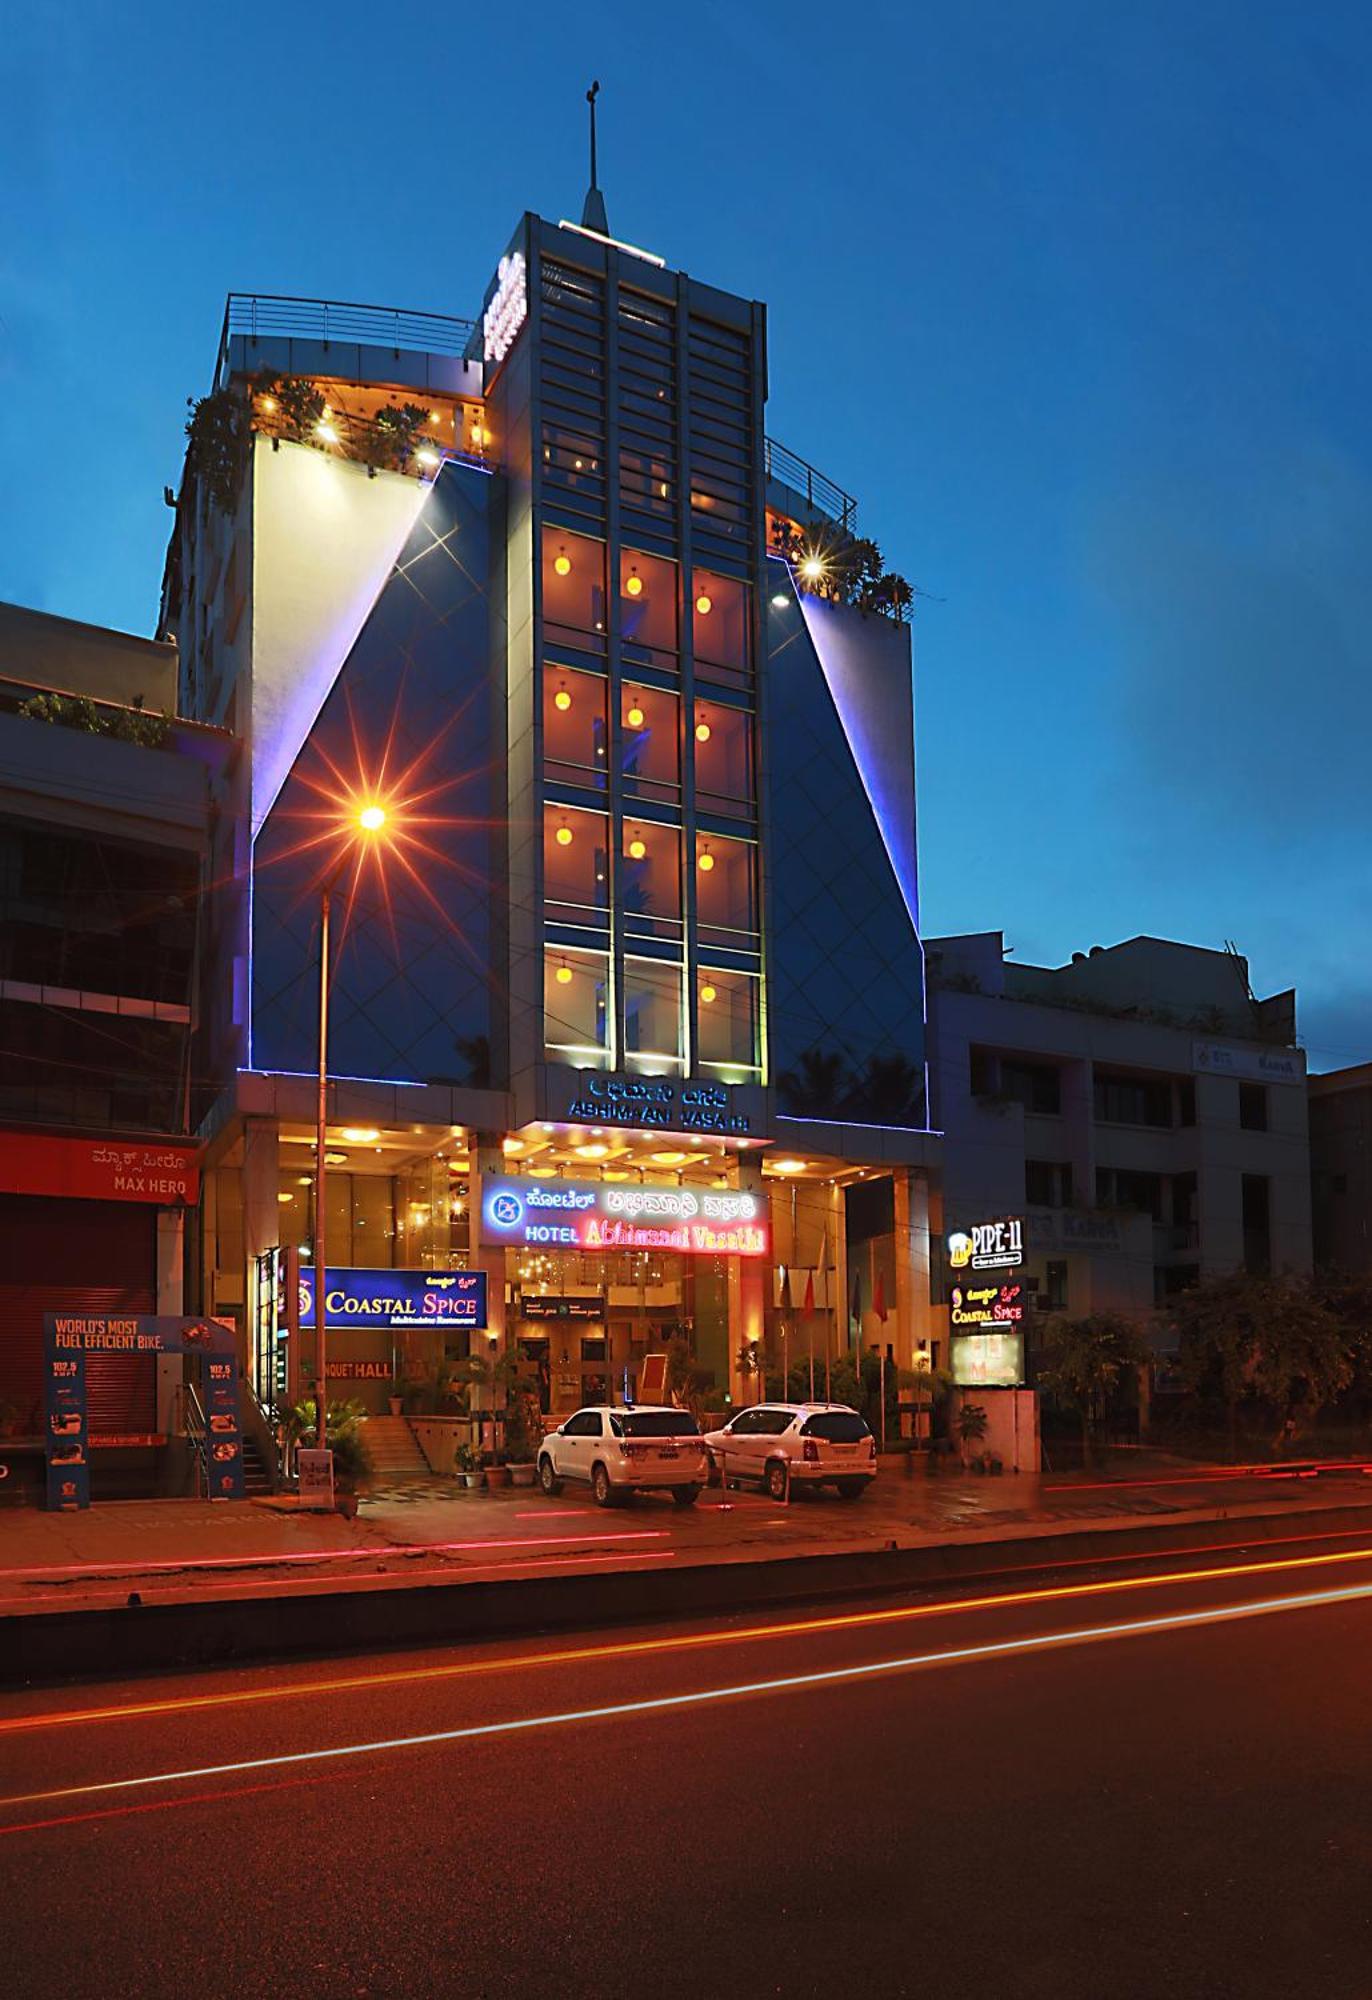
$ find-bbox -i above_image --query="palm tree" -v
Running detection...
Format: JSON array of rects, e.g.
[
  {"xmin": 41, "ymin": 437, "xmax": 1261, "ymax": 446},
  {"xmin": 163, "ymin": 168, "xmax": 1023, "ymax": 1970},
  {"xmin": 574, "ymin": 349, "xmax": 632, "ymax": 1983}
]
[
  {"xmin": 851, "ymin": 1052, "xmax": 925, "ymax": 1124},
  {"xmin": 777, "ymin": 1045, "xmax": 851, "ymax": 1117}
]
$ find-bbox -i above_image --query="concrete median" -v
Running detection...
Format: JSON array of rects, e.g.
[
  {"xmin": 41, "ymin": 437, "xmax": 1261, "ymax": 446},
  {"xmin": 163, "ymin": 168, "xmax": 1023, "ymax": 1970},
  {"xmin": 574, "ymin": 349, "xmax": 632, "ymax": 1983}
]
[{"xmin": 11, "ymin": 1497, "xmax": 1372, "ymax": 1687}]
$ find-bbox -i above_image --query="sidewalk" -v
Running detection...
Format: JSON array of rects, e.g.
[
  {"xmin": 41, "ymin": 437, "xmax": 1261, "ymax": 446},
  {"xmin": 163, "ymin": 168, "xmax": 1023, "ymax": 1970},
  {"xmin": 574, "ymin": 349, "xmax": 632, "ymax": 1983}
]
[{"xmin": 6, "ymin": 1454, "xmax": 1372, "ymax": 1620}]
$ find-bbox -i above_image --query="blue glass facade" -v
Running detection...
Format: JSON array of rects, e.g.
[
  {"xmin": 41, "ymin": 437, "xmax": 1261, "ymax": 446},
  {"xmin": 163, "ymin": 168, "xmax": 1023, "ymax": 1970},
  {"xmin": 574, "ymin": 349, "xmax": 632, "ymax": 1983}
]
[
  {"xmin": 763, "ymin": 574, "xmax": 926, "ymax": 1123},
  {"xmin": 250, "ymin": 462, "xmax": 498, "ymax": 1084}
]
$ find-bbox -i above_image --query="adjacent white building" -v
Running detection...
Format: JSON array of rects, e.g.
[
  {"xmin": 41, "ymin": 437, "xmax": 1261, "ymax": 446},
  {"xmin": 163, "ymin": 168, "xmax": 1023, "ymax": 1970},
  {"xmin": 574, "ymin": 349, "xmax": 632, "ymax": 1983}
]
[{"xmin": 927, "ymin": 934, "xmax": 1313, "ymax": 1343}]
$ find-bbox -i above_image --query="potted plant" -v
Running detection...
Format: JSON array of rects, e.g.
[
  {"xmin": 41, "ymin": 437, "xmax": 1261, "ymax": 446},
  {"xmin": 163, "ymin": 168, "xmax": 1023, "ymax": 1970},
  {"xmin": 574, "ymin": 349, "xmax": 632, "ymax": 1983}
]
[
  {"xmin": 483, "ymin": 1450, "xmax": 510, "ymax": 1490},
  {"xmin": 277, "ymin": 1395, "xmax": 374, "ymax": 1514},
  {"xmin": 955, "ymin": 1400, "xmax": 989, "ymax": 1471},
  {"xmin": 454, "ymin": 1439, "xmax": 482, "ymax": 1490},
  {"xmin": 503, "ymin": 1389, "xmax": 544, "ymax": 1488}
]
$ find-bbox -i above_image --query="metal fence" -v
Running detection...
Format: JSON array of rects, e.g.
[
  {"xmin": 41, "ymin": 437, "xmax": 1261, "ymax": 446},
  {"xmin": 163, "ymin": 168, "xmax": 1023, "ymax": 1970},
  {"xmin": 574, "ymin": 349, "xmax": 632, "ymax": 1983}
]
[
  {"xmin": 764, "ymin": 438, "xmax": 858, "ymax": 532},
  {"xmin": 216, "ymin": 293, "xmax": 477, "ymax": 388}
]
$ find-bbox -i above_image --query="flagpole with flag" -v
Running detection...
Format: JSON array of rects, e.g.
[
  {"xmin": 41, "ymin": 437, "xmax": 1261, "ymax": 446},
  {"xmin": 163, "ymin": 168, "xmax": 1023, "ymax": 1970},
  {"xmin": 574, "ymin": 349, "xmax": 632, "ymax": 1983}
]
[
  {"xmin": 779, "ymin": 1262, "xmax": 795, "ymax": 1405},
  {"xmin": 873, "ymin": 1269, "xmax": 889, "ymax": 1449}
]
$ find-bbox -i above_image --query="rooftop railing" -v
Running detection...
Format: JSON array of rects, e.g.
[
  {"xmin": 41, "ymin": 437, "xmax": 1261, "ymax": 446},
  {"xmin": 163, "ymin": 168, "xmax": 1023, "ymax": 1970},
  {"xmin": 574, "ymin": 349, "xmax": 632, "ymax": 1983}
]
[
  {"xmin": 215, "ymin": 293, "xmax": 478, "ymax": 389},
  {"xmin": 764, "ymin": 438, "xmax": 858, "ymax": 533},
  {"xmin": 214, "ymin": 297, "xmax": 860, "ymax": 537}
]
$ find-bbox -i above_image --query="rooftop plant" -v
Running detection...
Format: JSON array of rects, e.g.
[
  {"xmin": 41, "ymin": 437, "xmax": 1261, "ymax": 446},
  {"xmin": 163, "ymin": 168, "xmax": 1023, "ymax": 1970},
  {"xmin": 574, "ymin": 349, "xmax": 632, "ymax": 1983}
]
[{"xmin": 17, "ymin": 690, "xmax": 171, "ymax": 748}]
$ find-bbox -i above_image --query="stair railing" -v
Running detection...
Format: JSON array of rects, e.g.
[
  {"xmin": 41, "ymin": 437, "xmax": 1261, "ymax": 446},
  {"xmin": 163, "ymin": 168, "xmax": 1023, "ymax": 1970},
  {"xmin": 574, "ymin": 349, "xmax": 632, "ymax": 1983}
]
[{"xmin": 183, "ymin": 1380, "xmax": 208, "ymax": 1498}]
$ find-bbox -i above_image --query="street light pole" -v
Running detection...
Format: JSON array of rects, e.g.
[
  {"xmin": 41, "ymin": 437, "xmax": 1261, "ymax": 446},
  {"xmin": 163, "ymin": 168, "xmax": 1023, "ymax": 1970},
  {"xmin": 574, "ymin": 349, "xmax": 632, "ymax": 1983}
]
[
  {"xmin": 314, "ymin": 866, "xmax": 338, "ymax": 1454},
  {"xmin": 312, "ymin": 801, "xmax": 388, "ymax": 1455}
]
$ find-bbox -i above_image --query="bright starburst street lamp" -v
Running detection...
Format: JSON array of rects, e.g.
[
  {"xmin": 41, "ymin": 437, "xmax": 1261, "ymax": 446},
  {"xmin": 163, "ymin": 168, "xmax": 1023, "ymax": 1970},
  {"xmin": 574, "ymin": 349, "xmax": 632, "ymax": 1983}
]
[{"xmin": 313, "ymin": 800, "xmax": 391, "ymax": 1456}]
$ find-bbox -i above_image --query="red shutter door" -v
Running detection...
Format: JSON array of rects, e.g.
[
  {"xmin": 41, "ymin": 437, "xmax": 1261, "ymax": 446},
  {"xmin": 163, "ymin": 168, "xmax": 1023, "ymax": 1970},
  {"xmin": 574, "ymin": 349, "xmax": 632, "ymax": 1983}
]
[{"xmin": 0, "ymin": 1195, "xmax": 157, "ymax": 1434}]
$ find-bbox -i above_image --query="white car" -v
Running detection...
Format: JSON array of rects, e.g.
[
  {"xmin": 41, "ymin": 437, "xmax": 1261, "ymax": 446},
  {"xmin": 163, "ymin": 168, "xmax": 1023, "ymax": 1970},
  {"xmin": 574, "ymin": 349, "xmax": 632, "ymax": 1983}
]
[
  {"xmin": 704, "ymin": 1403, "xmax": 877, "ymax": 1500},
  {"xmin": 537, "ymin": 1405, "xmax": 710, "ymax": 1507}
]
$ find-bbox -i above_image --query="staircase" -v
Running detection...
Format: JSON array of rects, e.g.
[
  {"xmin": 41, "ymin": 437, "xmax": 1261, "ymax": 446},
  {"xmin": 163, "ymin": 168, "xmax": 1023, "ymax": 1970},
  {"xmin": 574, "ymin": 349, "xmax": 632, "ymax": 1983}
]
[
  {"xmin": 240, "ymin": 1434, "xmax": 273, "ymax": 1497},
  {"xmin": 363, "ymin": 1416, "xmax": 431, "ymax": 1485}
]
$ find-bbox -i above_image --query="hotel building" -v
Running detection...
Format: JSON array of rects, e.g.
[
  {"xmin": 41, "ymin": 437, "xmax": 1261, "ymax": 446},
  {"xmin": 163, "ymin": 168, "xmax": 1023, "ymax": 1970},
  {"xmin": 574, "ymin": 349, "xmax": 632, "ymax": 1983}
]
[{"xmin": 158, "ymin": 192, "xmax": 939, "ymax": 1424}]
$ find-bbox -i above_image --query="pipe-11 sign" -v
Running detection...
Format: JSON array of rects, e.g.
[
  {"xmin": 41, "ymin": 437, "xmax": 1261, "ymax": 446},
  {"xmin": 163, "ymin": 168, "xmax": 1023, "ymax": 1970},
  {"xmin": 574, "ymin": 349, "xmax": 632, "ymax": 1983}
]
[{"xmin": 947, "ymin": 1218, "xmax": 1024, "ymax": 1271}]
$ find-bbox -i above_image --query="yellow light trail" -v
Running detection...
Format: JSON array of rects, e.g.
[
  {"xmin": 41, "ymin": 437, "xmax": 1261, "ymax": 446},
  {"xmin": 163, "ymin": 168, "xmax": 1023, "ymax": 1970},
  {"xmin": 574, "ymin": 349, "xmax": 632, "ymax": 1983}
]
[
  {"xmin": 7, "ymin": 1536, "xmax": 1372, "ymax": 1739},
  {"xmin": 4, "ymin": 1577, "xmax": 1372, "ymax": 1819}
]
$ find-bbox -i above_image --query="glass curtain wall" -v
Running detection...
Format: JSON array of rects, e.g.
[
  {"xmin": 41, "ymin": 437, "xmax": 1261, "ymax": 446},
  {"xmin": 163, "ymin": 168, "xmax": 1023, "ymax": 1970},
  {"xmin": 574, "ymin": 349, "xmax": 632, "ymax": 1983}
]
[{"xmin": 537, "ymin": 255, "xmax": 763, "ymax": 1080}]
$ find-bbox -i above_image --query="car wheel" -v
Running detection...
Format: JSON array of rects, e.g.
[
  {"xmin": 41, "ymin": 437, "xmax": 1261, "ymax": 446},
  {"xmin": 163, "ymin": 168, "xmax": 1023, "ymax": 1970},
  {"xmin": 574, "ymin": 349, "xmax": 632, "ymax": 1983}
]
[
  {"xmin": 538, "ymin": 1455, "xmax": 562, "ymax": 1496},
  {"xmin": 835, "ymin": 1479, "xmax": 867, "ymax": 1500},
  {"xmin": 592, "ymin": 1461, "xmax": 616, "ymax": 1508},
  {"xmin": 672, "ymin": 1484, "xmax": 701, "ymax": 1507},
  {"xmin": 765, "ymin": 1458, "xmax": 789, "ymax": 1502}
]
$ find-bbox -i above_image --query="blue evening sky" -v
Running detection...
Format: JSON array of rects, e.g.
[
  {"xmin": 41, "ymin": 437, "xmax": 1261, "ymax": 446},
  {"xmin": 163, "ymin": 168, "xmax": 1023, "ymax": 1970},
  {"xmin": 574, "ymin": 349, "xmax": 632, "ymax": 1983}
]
[{"xmin": 3, "ymin": 2, "xmax": 1368, "ymax": 1069}]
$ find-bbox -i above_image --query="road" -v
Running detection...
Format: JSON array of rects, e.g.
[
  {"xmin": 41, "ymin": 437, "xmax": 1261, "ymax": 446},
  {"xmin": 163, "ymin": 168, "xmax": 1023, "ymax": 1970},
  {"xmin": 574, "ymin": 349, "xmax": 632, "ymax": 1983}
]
[{"xmin": 3, "ymin": 1528, "xmax": 1372, "ymax": 1998}]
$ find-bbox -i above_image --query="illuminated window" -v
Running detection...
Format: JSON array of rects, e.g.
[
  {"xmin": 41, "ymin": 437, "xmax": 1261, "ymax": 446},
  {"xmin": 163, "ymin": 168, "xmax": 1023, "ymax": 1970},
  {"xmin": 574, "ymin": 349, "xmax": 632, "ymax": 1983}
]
[
  {"xmin": 624, "ymin": 957, "xmax": 684, "ymax": 1076},
  {"xmin": 542, "ymin": 527, "xmax": 607, "ymax": 647},
  {"xmin": 692, "ymin": 570, "xmax": 750, "ymax": 679},
  {"xmin": 545, "ymin": 948, "xmax": 611, "ymax": 1070},
  {"xmin": 620, "ymin": 548, "xmax": 677, "ymax": 661},
  {"xmin": 696, "ymin": 968, "xmax": 761, "ymax": 1081},
  {"xmin": 621, "ymin": 682, "xmax": 679, "ymax": 802},
  {"xmin": 695, "ymin": 833, "xmax": 757, "ymax": 943},
  {"xmin": 544, "ymin": 807, "xmax": 609, "ymax": 920},
  {"xmin": 543, "ymin": 665, "xmax": 607, "ymax": 789},
  {"xmin": 621, "ymin": 820, "xmax": 681, "ymax": 941},
  {"xmin": 693, "ymin": 700, "xmax": 754, "ymax": 818}
]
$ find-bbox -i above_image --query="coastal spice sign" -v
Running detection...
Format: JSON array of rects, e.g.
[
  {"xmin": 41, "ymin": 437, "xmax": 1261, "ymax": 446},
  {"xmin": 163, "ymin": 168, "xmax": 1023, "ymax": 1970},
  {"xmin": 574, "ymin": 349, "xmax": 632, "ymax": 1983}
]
[
  {"xmin": 555, "ymin": 1070, "xmax": 758, "ymax": 1137},
  {"xmin": 298, "ymin": 1269, "xmax": 487, "ymax": 1332},
  {"xmin": 483, "ymin": 1177, "xmax": 770, "ymax": 1259},
  {"xmin": 0, "ymin": 1134, "xmax": 200, "ymax": 1206},
  {"xmin": 950, "ymin": 1278, "xmax": 1026, "ymax": 1331}
]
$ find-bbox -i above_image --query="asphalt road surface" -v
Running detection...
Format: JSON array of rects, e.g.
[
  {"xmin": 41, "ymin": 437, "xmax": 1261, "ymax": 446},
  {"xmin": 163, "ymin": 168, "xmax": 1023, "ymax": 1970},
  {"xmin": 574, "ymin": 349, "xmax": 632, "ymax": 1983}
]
[{"xmin": 4, "ymin": 1528, "xmax": 1372, "ymax": 1999}]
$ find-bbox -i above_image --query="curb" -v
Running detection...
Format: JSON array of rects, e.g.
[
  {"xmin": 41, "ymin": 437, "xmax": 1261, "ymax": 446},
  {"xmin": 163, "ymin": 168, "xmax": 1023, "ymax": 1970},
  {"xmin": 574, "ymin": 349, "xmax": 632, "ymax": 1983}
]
[{"xmin": 9, "ymin": 1500, "xmax": 1372, "ymax": 1688}]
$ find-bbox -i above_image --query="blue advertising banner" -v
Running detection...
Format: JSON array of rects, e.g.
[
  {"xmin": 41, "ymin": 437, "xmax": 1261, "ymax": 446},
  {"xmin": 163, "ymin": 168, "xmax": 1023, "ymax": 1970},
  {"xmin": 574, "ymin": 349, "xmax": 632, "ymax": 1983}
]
[
  {"xmin": 298, "ymin": 1267, "xmax": 488, "ymax": 1332},
  {"xmin": 43, "ymin": 1326, "xmax": 88, "ymax": 1511},
  {"xmin": 43, "ymin": 1313, "xmax": 245, "ymax": 1510}
]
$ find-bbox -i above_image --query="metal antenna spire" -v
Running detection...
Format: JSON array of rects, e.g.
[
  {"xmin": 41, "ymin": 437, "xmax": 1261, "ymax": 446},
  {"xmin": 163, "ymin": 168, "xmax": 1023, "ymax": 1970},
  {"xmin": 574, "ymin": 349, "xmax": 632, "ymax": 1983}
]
[{"xmin": 581, "ymin": 80, "xmax": 610, "ymax": 235}]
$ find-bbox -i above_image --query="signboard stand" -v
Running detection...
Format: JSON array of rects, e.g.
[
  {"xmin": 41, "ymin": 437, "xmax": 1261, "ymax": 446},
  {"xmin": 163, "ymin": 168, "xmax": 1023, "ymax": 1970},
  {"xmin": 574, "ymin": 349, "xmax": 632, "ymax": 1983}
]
[
  {"xmin": 43, "ymin": 1314, "xmax": 245, "ymax": 1511},
  {"xmin": 296, "ymin": 1447, "xmax": 335, "ymax": 1511}
]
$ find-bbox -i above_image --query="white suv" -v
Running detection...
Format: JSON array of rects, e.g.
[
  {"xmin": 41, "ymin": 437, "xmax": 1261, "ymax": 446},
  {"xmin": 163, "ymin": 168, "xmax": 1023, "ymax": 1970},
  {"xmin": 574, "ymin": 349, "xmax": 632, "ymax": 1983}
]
[
  {"xmin": 538, "ymin": 1406, "xmax": 710, "ymax": 1508},
  {"xmin": 704, "ymin": 1403, "xmax": 877, "ymax": 1500}
]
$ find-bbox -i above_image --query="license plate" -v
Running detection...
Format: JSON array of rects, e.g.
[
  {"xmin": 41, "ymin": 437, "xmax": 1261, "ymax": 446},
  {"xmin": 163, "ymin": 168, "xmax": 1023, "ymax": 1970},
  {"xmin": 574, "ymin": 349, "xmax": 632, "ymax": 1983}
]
[{"xmin": 656, "ymin": 1446, "xmax": 679, "ymax": 1459}]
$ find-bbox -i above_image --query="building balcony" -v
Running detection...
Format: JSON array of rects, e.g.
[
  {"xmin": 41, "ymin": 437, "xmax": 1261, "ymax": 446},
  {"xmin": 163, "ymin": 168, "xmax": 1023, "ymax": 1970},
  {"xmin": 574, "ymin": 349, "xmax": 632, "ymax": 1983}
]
[{"xmin": 216, "ymin": 292, "xmax": 481, "ymax": 400}]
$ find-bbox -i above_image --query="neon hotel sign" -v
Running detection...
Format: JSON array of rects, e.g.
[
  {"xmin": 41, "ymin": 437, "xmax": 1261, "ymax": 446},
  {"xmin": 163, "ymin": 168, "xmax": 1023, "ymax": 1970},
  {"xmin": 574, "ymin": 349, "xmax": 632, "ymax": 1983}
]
[
  {"xmin": 483, "ymin": 252, "xmax": 527, "ymax": 366},
  {"xmin": 483, "ymin": 1178, "xmax": 770, "ymax": 1259}
]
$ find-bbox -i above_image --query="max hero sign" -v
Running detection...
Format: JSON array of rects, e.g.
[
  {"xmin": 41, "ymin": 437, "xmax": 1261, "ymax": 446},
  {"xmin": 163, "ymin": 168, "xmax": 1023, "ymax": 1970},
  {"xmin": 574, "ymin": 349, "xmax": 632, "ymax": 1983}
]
[{"xmin": 483, "ymin": 1178, "xmax": 769, "ymax": 1258}]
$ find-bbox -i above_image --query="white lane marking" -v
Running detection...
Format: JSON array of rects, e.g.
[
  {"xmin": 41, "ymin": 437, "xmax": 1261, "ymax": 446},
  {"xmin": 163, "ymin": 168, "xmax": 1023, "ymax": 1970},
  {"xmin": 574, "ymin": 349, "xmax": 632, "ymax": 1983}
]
[{"xmin": 6, "ymin": 1577, "xmax": 1371, "ymax": 1814}]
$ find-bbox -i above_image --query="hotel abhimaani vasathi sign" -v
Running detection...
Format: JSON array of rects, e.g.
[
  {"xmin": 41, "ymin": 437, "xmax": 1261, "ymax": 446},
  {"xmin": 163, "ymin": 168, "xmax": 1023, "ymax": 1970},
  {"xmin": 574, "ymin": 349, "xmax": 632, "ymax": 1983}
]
[{"xmin": 482, "ymin": 1177, "xmax": 770, "ymax": 1258}]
